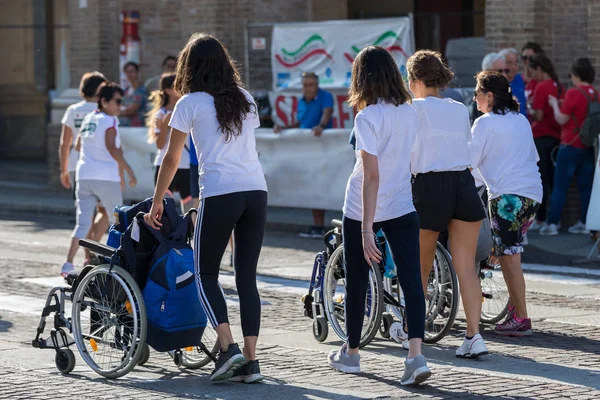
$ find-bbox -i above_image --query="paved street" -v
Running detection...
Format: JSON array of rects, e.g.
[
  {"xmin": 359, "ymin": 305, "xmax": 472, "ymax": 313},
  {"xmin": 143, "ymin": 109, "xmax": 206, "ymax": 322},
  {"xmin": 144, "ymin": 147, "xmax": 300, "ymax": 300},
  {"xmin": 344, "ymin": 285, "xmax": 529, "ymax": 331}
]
[{"xmin": 1, "ymin": 213, "xmax": 600, "ymax": 399}]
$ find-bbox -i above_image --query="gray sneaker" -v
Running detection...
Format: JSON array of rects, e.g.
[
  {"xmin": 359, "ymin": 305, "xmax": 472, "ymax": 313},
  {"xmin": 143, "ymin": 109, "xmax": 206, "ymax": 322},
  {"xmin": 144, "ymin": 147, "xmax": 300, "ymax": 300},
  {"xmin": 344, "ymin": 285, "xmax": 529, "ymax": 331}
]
[
  {"xmin": 328, "ymin": 343, "xmax": 360, "ymax": 373},
  {"xmin": 400, "ymin": 355, "xmax": 431, "ymax": 385},
  {"xmin": 210, "ymin": 343, "xmax": 246, "ymax": 382}
]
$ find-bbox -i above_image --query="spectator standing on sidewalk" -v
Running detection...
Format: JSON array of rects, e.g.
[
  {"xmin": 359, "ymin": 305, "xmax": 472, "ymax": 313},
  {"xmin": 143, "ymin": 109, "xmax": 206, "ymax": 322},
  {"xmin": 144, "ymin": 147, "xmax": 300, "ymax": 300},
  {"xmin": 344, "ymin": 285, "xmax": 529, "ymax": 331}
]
[
  {"xmin": 145, "ymin": 55, "xmax": 177, "ymax": 93},
  {"xmin": 499, "ymin": 48, "xmax": 527, "ymax": 116},
  {"xmin": 59, "ymin": 71, "xmax": 109, "ymax": 265},
  {"xmin": 328, "ymin": 45, "xmax": 431, "ymax": 385},
  {"xmin": 470, "ymin": 71, "xmax": 542, "ymax": 337},
  {"xmin": 273, "ymin": 72, "xmax": 334, "ymax": 239},
  {"xmin": 120, "ymin": 61, "xmax": 148, "ymax": 127},
  {"xmin": 61, "ymin": 83, "xmax": 137, "ymax": 277},
  {"xmin": 527, "ymin": 54, "xmax": 563, "ymax": 232},
  {"xmin": 542, "ymin": 58, "xmax": 597, "ymax": 236},
  {"xmin": 521, "ymin": 42, "xmax": 545, "ymax": 105}
]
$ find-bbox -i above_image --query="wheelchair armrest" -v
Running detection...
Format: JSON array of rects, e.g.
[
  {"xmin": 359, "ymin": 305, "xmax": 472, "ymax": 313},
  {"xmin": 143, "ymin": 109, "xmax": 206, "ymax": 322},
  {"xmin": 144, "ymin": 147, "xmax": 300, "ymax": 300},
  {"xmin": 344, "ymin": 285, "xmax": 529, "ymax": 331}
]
[
  {"xmin": 78, "ymin": 239, "xmax": 117, "ymax": 258},
  {"xmin": 331, "ymin": 219, "xmax": 342, "ymax": 229}
]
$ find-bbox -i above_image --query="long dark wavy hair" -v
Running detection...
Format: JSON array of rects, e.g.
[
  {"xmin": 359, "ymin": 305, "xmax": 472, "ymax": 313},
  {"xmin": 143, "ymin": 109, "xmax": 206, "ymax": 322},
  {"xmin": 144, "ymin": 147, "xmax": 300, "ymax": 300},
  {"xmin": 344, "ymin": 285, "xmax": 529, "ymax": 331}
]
[
  {"xmin": 348, "ymin": 46, "xmax": 411, "ymax": 111},
  {"xmin": 174, "ymin": 33, "xmax": 255, "ymax": 142},
  {"xmin": 475, "ymin": 71, "xmax": 520, "ymax": 115}
]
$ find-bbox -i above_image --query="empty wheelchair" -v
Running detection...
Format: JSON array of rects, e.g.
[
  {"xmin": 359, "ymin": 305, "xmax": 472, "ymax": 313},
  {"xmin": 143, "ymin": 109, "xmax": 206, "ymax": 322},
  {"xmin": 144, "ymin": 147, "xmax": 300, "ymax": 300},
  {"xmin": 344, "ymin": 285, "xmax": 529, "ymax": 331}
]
[{"xmin": 304, "ymin": 219, "xmax": 459, "ymax": 348}]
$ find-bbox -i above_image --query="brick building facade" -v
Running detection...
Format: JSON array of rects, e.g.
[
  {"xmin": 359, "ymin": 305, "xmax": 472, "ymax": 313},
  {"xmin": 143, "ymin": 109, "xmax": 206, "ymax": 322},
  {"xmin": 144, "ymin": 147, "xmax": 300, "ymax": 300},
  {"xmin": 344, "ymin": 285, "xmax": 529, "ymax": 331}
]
[
  {"xmin": 1, "ymin": 0, "xmax": 594, "ymax": 224},
  {"xmin": 486, "ymin": 0, "xmax": 600, "ymax": 226}
]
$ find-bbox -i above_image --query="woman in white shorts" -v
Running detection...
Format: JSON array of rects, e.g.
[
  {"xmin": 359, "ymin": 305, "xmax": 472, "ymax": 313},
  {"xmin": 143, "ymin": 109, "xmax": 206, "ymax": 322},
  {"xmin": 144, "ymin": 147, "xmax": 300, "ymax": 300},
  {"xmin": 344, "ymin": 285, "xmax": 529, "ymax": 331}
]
[{"xmin": 60, "ymin": 82, "xmax": 137, "ymax": 277}]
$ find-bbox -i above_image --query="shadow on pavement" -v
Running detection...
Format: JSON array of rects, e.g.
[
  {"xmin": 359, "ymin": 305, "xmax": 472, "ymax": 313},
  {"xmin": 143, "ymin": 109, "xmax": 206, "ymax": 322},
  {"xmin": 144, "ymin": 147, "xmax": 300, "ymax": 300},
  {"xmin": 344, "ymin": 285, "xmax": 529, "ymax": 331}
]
[
  {"xmin": 61, "ymin": 369, "xmax": 368, "ymax": 400},
  {"xmin": 0, "ymin": 317, "xmax": 13, "ymax": 332}
]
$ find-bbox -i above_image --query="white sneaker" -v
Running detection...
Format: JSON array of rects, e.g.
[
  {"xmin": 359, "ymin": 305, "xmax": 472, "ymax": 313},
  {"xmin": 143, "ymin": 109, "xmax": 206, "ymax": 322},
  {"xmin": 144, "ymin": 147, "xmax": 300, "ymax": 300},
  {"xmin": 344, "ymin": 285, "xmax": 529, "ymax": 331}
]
[
  {"xmin": 61, "ymin": 262, "xmax": 75, "ymax": 278},
  {"xmin": 539, "ymin": 223, "xmax": 559, "ymax": 236},
  {"xmin": 529, "ymin": 220, "xmax": 546, "ymax": 232},
  {"xmin": 568, "ymin": 221, "xmax": 590, "ymax": 235},
  {"xmin": 456, "ymin": 334, "xmax": 489, "ymax": 358},
  {"xmin": 389, "ymin": 321, "xmax": 407, "ymax": 341}
]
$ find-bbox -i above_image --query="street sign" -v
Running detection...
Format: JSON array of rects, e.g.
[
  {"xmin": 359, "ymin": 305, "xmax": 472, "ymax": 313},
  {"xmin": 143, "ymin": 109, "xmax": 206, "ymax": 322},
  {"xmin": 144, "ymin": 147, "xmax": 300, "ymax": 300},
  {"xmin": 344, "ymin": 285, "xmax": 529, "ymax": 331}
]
[{"xmin": 252, "ymin": 37, "xmax": 267, "ymax": 50}]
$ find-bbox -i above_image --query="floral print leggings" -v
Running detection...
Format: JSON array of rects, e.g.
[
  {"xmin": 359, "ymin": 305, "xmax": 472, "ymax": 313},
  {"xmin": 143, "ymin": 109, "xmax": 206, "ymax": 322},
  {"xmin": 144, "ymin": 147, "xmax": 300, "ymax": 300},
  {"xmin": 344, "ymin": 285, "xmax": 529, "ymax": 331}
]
[{"xmin": 489, "ymin": 194, "xmax": 539, "ymax": 256}]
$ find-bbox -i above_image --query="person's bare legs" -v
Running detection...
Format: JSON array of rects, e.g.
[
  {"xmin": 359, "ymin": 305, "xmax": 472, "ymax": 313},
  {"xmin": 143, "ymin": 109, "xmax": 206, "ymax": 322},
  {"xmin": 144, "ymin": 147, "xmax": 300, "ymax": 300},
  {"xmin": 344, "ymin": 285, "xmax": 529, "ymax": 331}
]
[
  {"xmin": 448, "ymin": 219, "xmax": 483, "ymax": 337},
  {"xmin": 191, "ymin": 198, "xmax": 200, "ymax": 210},
  {"xmin": 312, "ymin": 209, "xmax": 325, "ymax": 227},
  {"xmin": 91, "ymin": 207, "xmax": 109, "ymax": 241},
  {"xmin": 419, "ymin": 229, "xmax": 440, "ymax": 293},
  {"xmin": 66, "ymin": 237, "xmax": 80, "ymax": 264},
  {"xmin": 499, "ymin": 253, "xmax": 528, "ymax": 318}
]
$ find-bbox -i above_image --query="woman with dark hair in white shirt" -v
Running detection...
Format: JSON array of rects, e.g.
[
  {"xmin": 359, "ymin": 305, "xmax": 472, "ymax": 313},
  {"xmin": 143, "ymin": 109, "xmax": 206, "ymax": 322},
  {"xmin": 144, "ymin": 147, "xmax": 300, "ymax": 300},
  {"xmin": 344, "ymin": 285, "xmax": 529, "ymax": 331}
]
[{"xmin": 470, "ymin": 71, "xmax": 542, "ymax": 336}]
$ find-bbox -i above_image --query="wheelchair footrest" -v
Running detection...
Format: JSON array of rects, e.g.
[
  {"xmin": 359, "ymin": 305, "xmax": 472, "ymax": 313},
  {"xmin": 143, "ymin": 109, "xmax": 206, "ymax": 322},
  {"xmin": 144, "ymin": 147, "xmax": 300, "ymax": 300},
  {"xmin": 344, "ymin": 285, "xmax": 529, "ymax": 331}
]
[{"xmin": 33, "ymin": 330, "xmax": 75, "ymax": 349}]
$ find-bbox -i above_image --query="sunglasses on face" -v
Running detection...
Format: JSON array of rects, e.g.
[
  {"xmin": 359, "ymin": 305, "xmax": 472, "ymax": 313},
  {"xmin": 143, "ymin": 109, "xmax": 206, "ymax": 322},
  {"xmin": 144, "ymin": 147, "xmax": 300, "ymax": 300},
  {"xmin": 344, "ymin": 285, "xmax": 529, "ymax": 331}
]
[
  {"xmin": 497, "ymin": 68, "xmax": 511, "ymax": 74},
  {"xmin": 521, "ymin": 55, "xmax": 530, "ymax": 61}
]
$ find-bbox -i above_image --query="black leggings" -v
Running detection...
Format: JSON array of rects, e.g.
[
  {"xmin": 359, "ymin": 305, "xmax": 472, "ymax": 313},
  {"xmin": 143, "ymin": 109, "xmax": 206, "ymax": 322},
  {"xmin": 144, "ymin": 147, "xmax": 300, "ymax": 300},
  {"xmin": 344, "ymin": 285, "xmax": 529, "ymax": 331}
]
[
  {"xmin": 343, "ymin": 212, "xmax": 425, "ymax": 349},
  {"xmin": 194, "ymin": 190, "xmax": 267, "ymax": 337}
]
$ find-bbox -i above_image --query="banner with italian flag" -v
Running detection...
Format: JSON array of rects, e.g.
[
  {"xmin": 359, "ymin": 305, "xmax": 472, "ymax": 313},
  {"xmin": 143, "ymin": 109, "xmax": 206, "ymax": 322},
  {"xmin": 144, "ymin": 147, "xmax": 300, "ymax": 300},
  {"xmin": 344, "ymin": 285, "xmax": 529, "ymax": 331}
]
[{"xmin": 271, "ymin": 17, "xmax": 414, "ymax": 91}]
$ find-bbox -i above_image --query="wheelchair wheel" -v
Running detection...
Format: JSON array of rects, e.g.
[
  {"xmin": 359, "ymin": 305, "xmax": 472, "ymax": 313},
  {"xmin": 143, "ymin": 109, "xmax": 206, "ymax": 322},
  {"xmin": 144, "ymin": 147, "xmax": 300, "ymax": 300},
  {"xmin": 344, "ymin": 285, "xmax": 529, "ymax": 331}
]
[
  {"xmin": 55, "ymin": 348, "xmax": 76, "ymax": 374},
  {"xmin": 479, "ymin": 264, "xmax": 509, "ymax": 324},
  {"xmin": 138, "ymin": 343, "xmax": 150, "ymax": 366},
  {"xmin": 424, "ymin": 244, "xmax": 459, "ymax": 344},
  {"xmin": 313, "ymin": 315, "xmax": 329, "ymax": 342},
  {"xmin": 323, "ymin": 246, "xmax": 383, "ymax": 348},
  {"xmin": 169, "ymin": 325, "xmax": 219, "ymax": 369},
  {"xmin": 71, "ymin": 264, "xmax": 147, "ymax": 378}
]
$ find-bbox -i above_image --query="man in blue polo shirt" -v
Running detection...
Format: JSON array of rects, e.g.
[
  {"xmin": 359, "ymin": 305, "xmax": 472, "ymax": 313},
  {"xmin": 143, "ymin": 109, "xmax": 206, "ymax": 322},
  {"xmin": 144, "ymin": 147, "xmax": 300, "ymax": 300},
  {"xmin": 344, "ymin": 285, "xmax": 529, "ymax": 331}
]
[{"xmin": 274, "ymin": 72, "xmax": 334, "ymax": 238}]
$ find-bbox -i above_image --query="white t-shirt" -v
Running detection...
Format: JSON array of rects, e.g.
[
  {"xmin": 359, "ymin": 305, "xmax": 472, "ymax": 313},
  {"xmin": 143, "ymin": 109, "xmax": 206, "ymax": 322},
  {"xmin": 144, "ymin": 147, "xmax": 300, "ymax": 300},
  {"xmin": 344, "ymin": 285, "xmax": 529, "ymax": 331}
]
[
  {"xmin": 410, "ymin": 97, "xmax": 471, "ymax": 174},
  {"xmin": 469, "ymin": 111, "xmax": 543, "ymax": 202},
  {"xmin": 343, "ymin": 102, "xmax": 417, "ymax": 223},
  {"xmin": 168, "ymin": 88, "xmax": 267, "ymax": 199},
  {"xmin": 471, "ymin": 168, "xmax": 486, "ymax": 188},
  {"xmin": 153, "ymin": 107, "xmax": 190, "ymax": 169},
  {"xmin": 61, "ymin": 101, "xmax": 97, "ymax": 172},
  {"xmin": 76, "ymin": 111, "xmax": 121, "ymax": 183}
]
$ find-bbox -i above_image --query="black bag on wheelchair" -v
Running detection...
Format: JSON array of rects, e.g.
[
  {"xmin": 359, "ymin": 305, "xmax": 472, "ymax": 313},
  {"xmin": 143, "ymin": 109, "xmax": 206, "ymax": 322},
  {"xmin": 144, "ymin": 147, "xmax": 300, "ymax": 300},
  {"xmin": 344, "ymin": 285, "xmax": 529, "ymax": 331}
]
[{"xmin": 114, "ymin": 198, "xmax": 181, "ymax": 290}]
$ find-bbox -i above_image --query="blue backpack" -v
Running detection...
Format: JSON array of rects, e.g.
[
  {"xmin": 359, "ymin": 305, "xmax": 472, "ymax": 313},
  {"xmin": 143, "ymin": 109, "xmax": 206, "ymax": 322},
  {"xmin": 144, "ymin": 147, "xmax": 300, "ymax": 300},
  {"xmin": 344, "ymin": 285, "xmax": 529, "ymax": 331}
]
[{"xmin": 117, "ymin": 200, "xmax": 207, "ymax": 352}]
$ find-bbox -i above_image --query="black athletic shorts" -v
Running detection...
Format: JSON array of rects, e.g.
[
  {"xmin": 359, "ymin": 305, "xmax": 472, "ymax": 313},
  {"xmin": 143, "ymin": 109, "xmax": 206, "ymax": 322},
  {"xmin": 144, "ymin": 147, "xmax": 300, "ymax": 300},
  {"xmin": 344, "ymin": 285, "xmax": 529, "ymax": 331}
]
[
  {"xmin": 154, "ymin": 167, "xmax": 191, "ymax": 199},
  {"xmin": 412, "ymin": 169, "xmax": 486, "ymax": 232}
]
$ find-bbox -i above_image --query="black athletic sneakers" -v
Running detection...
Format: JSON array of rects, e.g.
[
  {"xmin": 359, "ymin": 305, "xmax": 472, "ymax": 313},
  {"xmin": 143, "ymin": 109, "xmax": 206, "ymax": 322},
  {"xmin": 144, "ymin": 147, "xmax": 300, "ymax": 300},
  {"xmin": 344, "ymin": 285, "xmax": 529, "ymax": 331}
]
[
  {"xmin": 210, "ymin": 343, "xmax": 246, "ymax": 382},
  {"xmin": 229, "ymin": 360, "xmax": 264, "ymax": 383}
]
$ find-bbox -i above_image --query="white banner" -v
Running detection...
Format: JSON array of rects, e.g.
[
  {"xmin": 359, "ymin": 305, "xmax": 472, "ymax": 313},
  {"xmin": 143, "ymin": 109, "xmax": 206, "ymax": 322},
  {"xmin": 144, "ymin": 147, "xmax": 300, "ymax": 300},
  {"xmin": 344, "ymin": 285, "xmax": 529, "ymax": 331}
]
[
  {"xmin": 255, "ymin": 128, "xmax": 354, "ymax": 210},
  {"xmin": 268, "ymin": 89, "xmax": 354, "ymax": 129},
  {"xmin": 120, "ymin": 127, "xmax": 356, "ymax": 211},
  {"xmin": 272, "ymin": 17, "xmax": 413, "ymax": 91}
]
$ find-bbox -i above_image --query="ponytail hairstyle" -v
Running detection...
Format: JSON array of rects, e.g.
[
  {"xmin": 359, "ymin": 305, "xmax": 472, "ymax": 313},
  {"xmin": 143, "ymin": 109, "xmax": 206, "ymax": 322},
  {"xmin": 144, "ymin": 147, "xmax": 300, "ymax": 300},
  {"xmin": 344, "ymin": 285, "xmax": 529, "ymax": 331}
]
[
  {"xmin": 528, "ymin": 54, "xmax": 559, "ymax": 83},
  {"xmin": 475, "ymin": 71, "xmax": 520, "ymax": 115},
  {"xmin": 146, "ymin": 72, "xmax": 176, "ymax": 143},
  {"xmin": 174, "ymin": 33, "xmax": 255, "ymax": 142}
]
